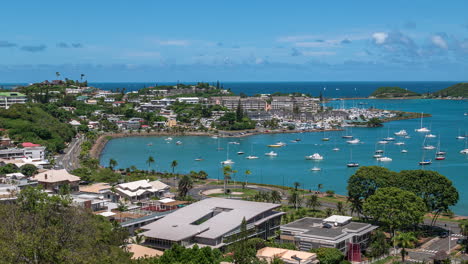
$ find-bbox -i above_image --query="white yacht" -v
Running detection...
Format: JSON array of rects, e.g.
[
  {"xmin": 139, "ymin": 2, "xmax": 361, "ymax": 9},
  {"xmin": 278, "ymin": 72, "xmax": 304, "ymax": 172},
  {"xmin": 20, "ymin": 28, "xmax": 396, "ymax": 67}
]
[
  {"xmin": 175, "ymin": 141, "xmax": 182, "ymax": 145},
  {"xmin": 373, "ymin": 154, "xmax": 383, "ymax": 158},
  {"xmin": 401, "ymin": 149, "xmax": 408, "ymax": 153},
  {"xmin": 394, "ymin": 130, "xmax": 408, "ymax": 136},
  {"xmin": 377, "ymin": 156, "xmax": 392, "ymax": 162},
  {"xmin": 237, "ymin": 151, "xmax": 245, "ymax": 155},
  {"xmin": 415, "ymin": 112, "xmax": 430, "ymax": 133},
  {"xmin": 383, "ymin": 137, "xmax": 395, "ymax": 141},
  {"xmin": 165, "ymin": 137, "xmax": 173, "ymax": 141},
  {"xmin": 332, "ymin": 147, "xmax": 340, "ymax": 151},
  {"xmin": 305, "ymin": 153, "xmax": 324, "ymax": 160},
  {"xmin": 310, "ymin": 167, "xmax": 321, "ymax": 171},
  {"xmin": 265, "ymin": 151, "xmax": 278, "ymax": 157},
  {"xmin": 394, "ymin": 142, "xmax": 405, "ymax": 146},
  {"xmin": 347, "ymin": 138, "xmax": 360, "ymax": 144},
  {"xmin": 423, "ymin": 145, "xmax": 436, "ymax": 150},
  {"xmin": 246, "ymin": 155, "xmax": 259, "ymax": 159},
  {"xmin": 426, "ymin": 134, "xmax": 437, "ymax": 138},
  {"xmin": 229, "ymin": 141, "xmax": 240, "ymax": 145},
  {"xmin": 221, "ymin": 159, "xmax": 235, "ymax": 165},
  {"xmin": 378, "ymin": 140, "xmax": 389, "ymax": 144},
  {"xmin": 461, "ymin": 149, "xmax": 468, "ymax": 154}
]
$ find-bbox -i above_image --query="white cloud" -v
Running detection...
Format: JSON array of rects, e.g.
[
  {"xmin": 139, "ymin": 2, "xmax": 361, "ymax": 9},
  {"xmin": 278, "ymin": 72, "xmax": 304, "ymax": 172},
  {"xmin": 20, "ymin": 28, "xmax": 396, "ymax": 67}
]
[
  {"xmin": 431, "ymin": 35, "xmax": 448, "ymax": 49},
  {"xmin": 294, "ymin": 41, "xmax": 339, "ymax": 48},
  {"xmin": 372, "ymin": 32, "xmax": 388, "ymax": 44},
  {"xmin": 302, "ymin": 51, "xmax": 336, "ymax": 56},
  {"xmin": 125, "ymin": 51, "xmax": 161, "ymax": 58},
  {"xmin": 156, "ymin": 40, "xmax": 190, "ymax": 46},
  {"xmin": 277, "ymin": 35, "xmax": 316, "ymax": 42}
]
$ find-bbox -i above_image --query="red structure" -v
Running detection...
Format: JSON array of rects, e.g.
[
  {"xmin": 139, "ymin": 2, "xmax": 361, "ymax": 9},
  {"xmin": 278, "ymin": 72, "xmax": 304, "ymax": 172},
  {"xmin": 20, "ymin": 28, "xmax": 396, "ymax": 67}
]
[{"xmin": 347, "ymin": 243, "xmax": 361, "ymax": 262}]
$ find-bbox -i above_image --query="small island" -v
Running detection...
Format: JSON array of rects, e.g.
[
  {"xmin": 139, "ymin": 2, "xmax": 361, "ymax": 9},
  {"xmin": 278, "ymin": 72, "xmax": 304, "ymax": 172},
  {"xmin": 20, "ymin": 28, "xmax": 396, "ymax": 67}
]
[
  {"xmin": 370, "ymin": 86, "xmax": 420, "ymax": 98},
  {"xmin": 431, "ymin": 82, "xmax": 468, "ymax": 98}
]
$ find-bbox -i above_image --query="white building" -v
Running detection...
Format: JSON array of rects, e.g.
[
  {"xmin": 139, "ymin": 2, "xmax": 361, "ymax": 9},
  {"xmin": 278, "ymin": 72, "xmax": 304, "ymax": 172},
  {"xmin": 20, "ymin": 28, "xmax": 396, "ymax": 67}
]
[
  {"xmin": 177, "ymin": 97, "xmax": 200, "ymax": 104},
  {"xmin": 116, "ymin": 180, "xmax": 170, "ymax": 202},
  {"xmin": 0, "ymin": 92, "xmax": 27, "ymax": 109}
]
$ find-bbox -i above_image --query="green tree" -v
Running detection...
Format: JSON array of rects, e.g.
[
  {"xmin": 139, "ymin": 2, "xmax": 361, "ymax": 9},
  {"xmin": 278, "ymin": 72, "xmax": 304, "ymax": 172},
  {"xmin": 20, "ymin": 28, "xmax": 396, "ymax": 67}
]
[
  {"xmin": 243, "ymin": 169, "xmax": 251, "ymax": 189},
  {"xmin": 325, "ymin": 207, "xmax": 334, "ymax": 217},
  {"xmin": 171, "ymin": 160, "xmax": 178, "ymax": 173},
  {"xmin": 363, "ymin": 187, "xmax": 427, "ymax": 232},
  {"xmin": 235, "ymin": 100, "xmax": 244, "ymax": 121},
  {"xmin": 288, "ymin": 191, "xmax": 302, "ymax": 209},
  {"xmin": 317, "ymin": 183, "xmax": 323, "ymax": 193},
  {"xmin": 222, "ymin": 165, "xmax": 233, "ymax": 193},
  {"xmin": 306, "ymin": 194, "xmax": 321, "ymax": 211},
  {"xmin": 459, "ymin": 219, "xmax": 468, "ymax": 253},
  {"xmin": 0, "ymin": 186, "xmax": 131, "ymax": 263},
  {"xmin": 367, "ymin": 230, "xmax": 391, "ymax": 258},
  {"xmin": 117, "ymin": 201, "xmax": 128, "ymax": 222},
  {"xmin": 316, "ymin": 248, "xmax": 344, "ymax": 264},
  {"xmin": 397, "ymin": 170, "xmax": 459, "ymax": 226},
  {"xmin": 336, "ymin": 201, "xmax": 346, "ymax": 215},
  {"xmin": 393, "ymin": 232, "xmax": 417, "ymax": 262},
  {"xmin": 231, "ymin": 218, "xmax": 257, "ymax": 264},
  {"xmin": 347, "ymin": 166, "xmax": 396, "ymax": 217},
  {"xmin": 109, "ymin": 158, "xmax": 118, "ymax": 170},
  {"xmin": 178, "ymin": 175, "xmax": 193, "ymax": 198},
  {"xmin": 20, "ymin": 164, "xmax": 38, "ymax": 176},
  {"xmin": 270, "ymin": 190, "xmax": 282, "ymax": 204},
  {"xmin": 293, "ymin": 181, "xmax": 300, "ymax": 191},
  {"xmin": 146, "ymin": 156, "xmax": 155, "ymax": 170}
]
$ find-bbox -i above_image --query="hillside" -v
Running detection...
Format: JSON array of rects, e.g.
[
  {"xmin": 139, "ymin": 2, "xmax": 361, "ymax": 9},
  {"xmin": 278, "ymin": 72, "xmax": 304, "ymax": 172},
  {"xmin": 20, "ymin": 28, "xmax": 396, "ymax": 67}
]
[
  {"xmin": 370, "ymin": 87, "xmax": 420, "ymax": 98},
  {"xmin": 432, "ymin": 83, "xmax": 468, "ymax": 98}
]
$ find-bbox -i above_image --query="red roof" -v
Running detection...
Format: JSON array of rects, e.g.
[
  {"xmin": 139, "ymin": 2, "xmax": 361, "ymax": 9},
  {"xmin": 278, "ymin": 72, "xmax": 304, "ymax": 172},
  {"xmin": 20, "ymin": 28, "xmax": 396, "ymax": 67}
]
[
  {"xmin": 141, "ymin": 125, "xmax": 149, "ymax": 128},
  {"xmin": 114, "ymin": 101, "xmax": 125, "ymax": 104},
  {"xmin": 22, "ymin": 142, "xmax": 41, "ymax": 147}
]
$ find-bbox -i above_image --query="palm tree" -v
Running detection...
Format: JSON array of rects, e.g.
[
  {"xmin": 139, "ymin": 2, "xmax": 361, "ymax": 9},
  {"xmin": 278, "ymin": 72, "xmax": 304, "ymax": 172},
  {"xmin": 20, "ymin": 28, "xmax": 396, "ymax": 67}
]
[
  {"xmin": 55, "ymin": 71, "xmax": 60, "ymax": 80},
  {"xmin": 317, "ymin": 183, "xmax": 323, "ymax": 194},
  {"xmin": 171, "ymin": 160, "xmax": 178, "ymax": 174},
  {"xmin": 132, "ymin": 233, "xmax": 145, "ymax": 245},
  {"xmin": 243, "ymin": 169, "xmax": 251, "ymax": 189},
  {"xmin": 109, "ymin": 158, "xmax": 117, "ymax": 170},
  {"xmin": 393, "ymin": 232, "xmax": 418, "ymax": 262},
  {"xmin": 325, "ymin": 207, "xmax": 334, "ymax": 217},
  {"xmin": 223, "ymin": 165, "xmax": 233, "ymax": 192},
  {"xmin": 288, "ymin": 191, "xmax": 302, "ymax": 209},
  {"xmin": 178, "ymin": 175, "xmax": 193, "ymax": 198},
  {"xmin": 80, "ymin": 73, "xmax": 85, "ymax": 82},
  {"xmin": 146, "ymin": 156, "xmax": 155, "ymax": 170},
  {"xmin": 293, "ymin": 182, "xmax": 300, "ymax": 191},
  {"xmin": 306, "ymin": 194, "xmax": 321, "ymax": 211},
  {"xmin": 336, "ymin": 201, "xmax": 346, "ymax": 215},
  {"xmin": 459, "ymin": 220, "xmax": 468, "ymax": 253},
  {"xmin": 270, "ymin": 190, "xmax": 282, "ymax": 204}
]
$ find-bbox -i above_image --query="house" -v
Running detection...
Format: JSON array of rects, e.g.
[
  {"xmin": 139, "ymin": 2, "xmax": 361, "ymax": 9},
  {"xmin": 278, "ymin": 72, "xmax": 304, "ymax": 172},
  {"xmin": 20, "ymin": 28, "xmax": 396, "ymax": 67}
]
[
  {"xmin": 79, "ymin": 182, "xmax": 119, "ymax": 201},
  {"xmin": 85, "ymin": 99, "xmax": 97, "ymax": 105},
  {"xmin": 115, "ymin": 180, "xmax": 170, "ymax": 202},
  {"xmin": 126, "ymin": 244, "xmax": 163, "ymax": 260},
  {"xmin": 0, "ymin": 146, "xmax": 46, "ymax": 160},
  {"xmin": 76, "ymin": 95, "xmax": 89, "ymax": 101},
  {"xmin": 31, "ymin": 169, "xmax": 81, "ymax": 193},
  {"xmin": 71, "ymin": 193, "xmax": 108, "ymax": 211},
  {"xmin": 280, "ymin": 216, "xmax": 378, "ymax": 262},
  {"xmin": 21, "ymin": 142, "xmax": 41, "ymax": 148},
  {"xmin": 177, "ymin": 97, "xmax": 200, "ymax": 104},
  {"xmin": 69, "ymin": 120, "xmax": 81, "ymax": 126},
  {"xmin": 0, "ymin": 136, "xmax": 11, "ymax": 147},
  {"xmin": 104, "ymin": 97, "xmax": 115, "ymax": 103},
  {"xmin": 256, "ymin": 247, "xmax": 318, "ymax": 264},
  {"xmin": 141, "ymin": 198, "xmax": 284, "ymax": 250},
  {"xmin": 140, "ymin": 198, "xmax": 188, "ymax": 212},
  {"xmin": 0, "ymin": 92, "xmax": 27, "ymax": 109},
  {"xmin": 112, "ymin": 101, "xmax": 125, "ymax": 107}
]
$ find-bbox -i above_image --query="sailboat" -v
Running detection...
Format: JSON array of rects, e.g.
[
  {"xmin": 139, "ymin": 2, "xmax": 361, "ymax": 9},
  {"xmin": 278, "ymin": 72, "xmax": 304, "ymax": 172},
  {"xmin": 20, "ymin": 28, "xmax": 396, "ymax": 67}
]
[
  {"xmin": 221, "ymin": 144, "xmax": 234, "ymax": 165},
  {"xmin": 347, "ymin": 147, "xmax": 359, "ymax": 167},
  {"xmin": 245, "ymin": 144, "xmax": 259, "ymax": 159},
  {"xmin": 419, "ymin": 137, "xmax": 432, "ymax": 165},
  {"xmin": 415, "ymin": 113, "xmax": 430, "ymax": 133},
  {"xmin": 216, "ymin": 138, "xmax": 223, "ymax": 150},
  {"xmin": 460, "ymin": 139, "xmax": 468, "ymax": 154},
  {"xmin": 342, "ymin": 127, "xmax": 353, "ymax": 139},
  {"xmin": 456, "ymin": 129, "xmax": 465, "ymax": 140}
]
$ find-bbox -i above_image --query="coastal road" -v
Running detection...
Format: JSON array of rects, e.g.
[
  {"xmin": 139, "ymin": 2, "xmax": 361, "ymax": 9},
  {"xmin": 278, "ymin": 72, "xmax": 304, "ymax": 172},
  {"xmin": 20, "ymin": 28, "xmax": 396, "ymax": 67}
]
[{"xmin": 55, "ymin": 136, "xmax": 84, "ymax": 171}]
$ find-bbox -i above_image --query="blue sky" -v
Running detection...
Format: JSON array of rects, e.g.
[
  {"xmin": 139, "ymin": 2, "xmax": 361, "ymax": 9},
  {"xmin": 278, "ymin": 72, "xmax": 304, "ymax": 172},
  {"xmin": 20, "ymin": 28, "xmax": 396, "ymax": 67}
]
[{"xmin": 1, "ymin": 0, "xmax": 467, "ymax": 82}]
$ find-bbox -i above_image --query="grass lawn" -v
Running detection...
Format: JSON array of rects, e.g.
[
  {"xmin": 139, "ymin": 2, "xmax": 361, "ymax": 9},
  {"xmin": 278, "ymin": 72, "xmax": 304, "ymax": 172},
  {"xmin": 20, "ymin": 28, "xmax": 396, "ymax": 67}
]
[{"xmin": 207, "ymin": 188, "xmax": 258, "ymax": 198}]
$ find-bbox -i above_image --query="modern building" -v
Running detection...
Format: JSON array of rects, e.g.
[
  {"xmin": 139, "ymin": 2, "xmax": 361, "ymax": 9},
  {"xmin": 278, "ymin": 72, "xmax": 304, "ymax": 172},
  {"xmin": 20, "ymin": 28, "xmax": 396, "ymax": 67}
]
[
  {"xmin": 141, "ymin": 198, "xmax": 284, "ymax": 250},
  {"xmin": 176, "ymin": 97, "xmax": 200, "ymax": 104},
  {"xmin": 115, "ymin": 180, "xmax": 170, "ymax": 202},
  {"xmin": 0, "ymin": 146, "xmax": 46, "ymax": 160},
  {"xmin": 0, "ymin": 92, "xmax": 27, "ymax": 109},
  {"xmin": 280, "ymin": 216, "xmax": 378, "ymax": 262},
  {"xmin": 256, "ymin": 247, "xmax": 318, "ymax": 264},
  {"xmin": 31, "ymin": 169, "xmax": 81, "ymax": 193}
]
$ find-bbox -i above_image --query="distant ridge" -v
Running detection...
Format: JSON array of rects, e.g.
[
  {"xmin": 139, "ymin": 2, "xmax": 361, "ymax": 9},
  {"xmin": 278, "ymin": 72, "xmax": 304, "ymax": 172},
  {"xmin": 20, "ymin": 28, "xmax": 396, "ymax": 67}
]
[
  {"xmin": 431, "ymin": 83, "xmax": 468, "ymax": 98},
  {"xmin": 370, "ymin": 86, "xmax": 420, "ymax": 98}
]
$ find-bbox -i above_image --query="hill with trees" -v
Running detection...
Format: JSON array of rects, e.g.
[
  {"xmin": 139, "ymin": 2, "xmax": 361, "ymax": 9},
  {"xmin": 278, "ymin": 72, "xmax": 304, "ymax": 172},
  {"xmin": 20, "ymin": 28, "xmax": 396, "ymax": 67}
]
[
  {"xmin": 431, "ymin": 83, "xmax": 468, "ymax": 98},
  {"xmin": 0, "ymin": 104, "xmax": 76, "ymax": 152},
  {"xmin": 370, "ymin": 87, "xmax": 420, "ymax": 98}
]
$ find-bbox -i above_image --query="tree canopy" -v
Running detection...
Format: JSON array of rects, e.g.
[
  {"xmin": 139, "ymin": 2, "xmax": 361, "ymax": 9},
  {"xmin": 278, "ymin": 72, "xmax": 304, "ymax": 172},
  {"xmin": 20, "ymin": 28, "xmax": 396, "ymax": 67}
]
[
  {"xmin": 0, "ymin": 187, "xmax": 131, "ymax": 263},
  {"xmin": 363, "ymin": 187, "xmax": 427, "ymax": 231}
]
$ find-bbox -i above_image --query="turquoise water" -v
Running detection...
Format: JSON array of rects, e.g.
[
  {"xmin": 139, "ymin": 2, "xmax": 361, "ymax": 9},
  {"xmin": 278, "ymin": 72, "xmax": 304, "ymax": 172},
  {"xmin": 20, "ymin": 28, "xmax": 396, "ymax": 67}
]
[{"xmin": 100, "ymin": 99, "xmax": 468, "ymax": 214}]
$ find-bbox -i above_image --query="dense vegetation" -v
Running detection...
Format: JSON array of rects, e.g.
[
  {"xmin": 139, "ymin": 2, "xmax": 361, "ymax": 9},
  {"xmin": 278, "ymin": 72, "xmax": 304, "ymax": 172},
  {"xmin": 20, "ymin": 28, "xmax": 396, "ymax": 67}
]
[
  {"xmin": 431, "ymin": 83, "xmax": 468, "ymax": 98},
  {"xmin": 215, "ymin": 102, "xmax": 256, "ymax": 130},
  {"xmin": 370, "ymin": 87, "xmax": 420, "ymax": 98},
  {"xmin": 347, "ymin": 166, "xmax": 459, "ymax": 229},
  {"xmin": 0, "ymin": 104, "xmax": 76, "ymax": 152},
  {"xmin": 0, "ymin": 187, "xmax": 131, "ymax": 263}
]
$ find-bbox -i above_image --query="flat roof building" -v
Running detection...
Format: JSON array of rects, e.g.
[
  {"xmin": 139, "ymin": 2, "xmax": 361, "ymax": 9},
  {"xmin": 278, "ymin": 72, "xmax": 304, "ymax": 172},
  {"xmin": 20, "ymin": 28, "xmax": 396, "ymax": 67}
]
[
  {"xmin": 256, "ymin": 247, "xmax": 318, "ymax": 264},
  {"xmin": 0, "ymin": 92, "xmax": 27, "ymax": 109},
  {"xmin": 280, "ymin": 216, "xmax": 378, "ymax": 262},
  {"xmin": 141, "ymin": 198, "xmax": 284, "ymax": 250}
]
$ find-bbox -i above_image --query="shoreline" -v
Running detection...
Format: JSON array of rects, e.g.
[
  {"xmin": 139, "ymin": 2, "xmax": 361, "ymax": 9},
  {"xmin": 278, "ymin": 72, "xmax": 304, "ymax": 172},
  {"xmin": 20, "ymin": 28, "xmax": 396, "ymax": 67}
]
[
  {"xmin": 330, "ymin": 97, "xmax": 467, "ymax": 101},
  {"xmin": 90, "ymin": 128, "xmax": 342, "ymax": 159}
]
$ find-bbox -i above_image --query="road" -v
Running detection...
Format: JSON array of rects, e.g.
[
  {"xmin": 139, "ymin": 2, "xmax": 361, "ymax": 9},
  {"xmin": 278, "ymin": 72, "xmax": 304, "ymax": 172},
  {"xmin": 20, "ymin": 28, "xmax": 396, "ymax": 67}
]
[{"xmin": 55, "ymin": 136, "xmax": 84, "ymax": 171}]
